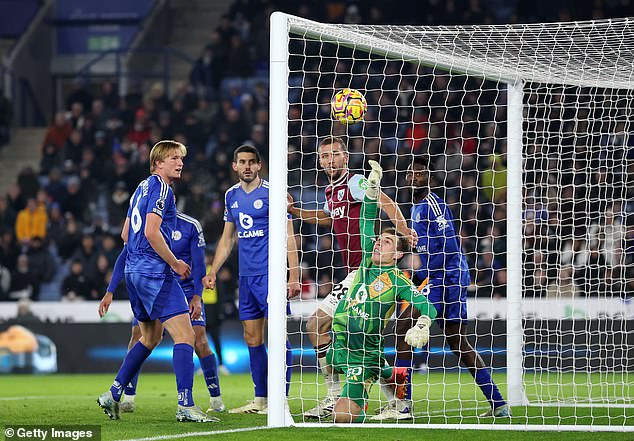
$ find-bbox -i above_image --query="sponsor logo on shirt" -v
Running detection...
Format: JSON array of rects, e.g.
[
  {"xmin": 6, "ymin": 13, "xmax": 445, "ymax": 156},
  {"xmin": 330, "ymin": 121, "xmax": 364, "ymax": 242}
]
[
  {"xmin": 231, "ymin": 201, "xmax": 239, "ymax": 208},
  {"xmin": 239, "ymin": 212, "xmax": 253, "ymax": 229},
  {"xmin": 238, "ymin": 212, "xmax": 264, "ymax": 239},
  {"xmin": 416, "ymin": 244, "xmax": 427, "ymax": 253},
  {"xmin": 172, "ymin": 230, "xmax": 182, "ymax": 241},
  {"xmin": 435, "ymin": 215, "xmax": 449, "ymax": 231},
  {"xmin": 197, "ymin": 232, "xmax": 205, "ymax": 247},
  {"xmin": 331, "ymin": 206, "xmax": 346, "ymax": 218}
]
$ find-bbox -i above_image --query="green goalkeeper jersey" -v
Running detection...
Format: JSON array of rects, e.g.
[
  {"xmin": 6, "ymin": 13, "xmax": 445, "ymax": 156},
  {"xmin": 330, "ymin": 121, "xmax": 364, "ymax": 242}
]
[{"xmin": 330, "ymin": 194, "xmax": 437, "ymax": 369}]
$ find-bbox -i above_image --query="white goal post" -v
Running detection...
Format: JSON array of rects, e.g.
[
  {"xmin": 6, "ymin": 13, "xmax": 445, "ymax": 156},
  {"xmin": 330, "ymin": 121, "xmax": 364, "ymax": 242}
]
[{"xmin": 269, "ymin": 12, "xmax": 634, "ymax": 430}]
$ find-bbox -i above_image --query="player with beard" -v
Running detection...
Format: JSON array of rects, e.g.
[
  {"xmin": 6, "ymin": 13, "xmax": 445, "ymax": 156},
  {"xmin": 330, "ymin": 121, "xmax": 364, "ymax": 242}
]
[
  {"xmin": 203, "ymin": 145, "xmax": 301, "ymax": 414},
  {"xmin": 287, "ymin": 136, "xmax": 417, "ymax": 419},
  {"xmin": 397, "ymin": 156, "xmax": 509, "ymax": 418}
]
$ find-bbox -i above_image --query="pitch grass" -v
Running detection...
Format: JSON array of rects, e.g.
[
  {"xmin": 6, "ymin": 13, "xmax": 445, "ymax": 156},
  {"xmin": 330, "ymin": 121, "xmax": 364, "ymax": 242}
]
[{"xmin": 0, "ymin": 372, "xmax": 632, "ymax": 441}]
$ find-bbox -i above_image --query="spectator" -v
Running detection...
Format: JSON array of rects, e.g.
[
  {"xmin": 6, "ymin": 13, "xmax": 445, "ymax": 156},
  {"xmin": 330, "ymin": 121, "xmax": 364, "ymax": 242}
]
[
  {"xmin": 42, "ymin": 112, "xmax": 72, "ymax": 154},
  {"xmin": 25, "ymin": 236, "xmax": 55, "ymax": 292},
  {"xmin": 61, "ymin": 259, "xmax": 93, "ymax": 301},
  {"xmin": 60, "ymin": 176, "xmax": 87, "ymax": 223},
  {"xmin": 57, "ymin": 216, "xmax": 82, "ymax": 261},
  {"xmin": 70, "ymin": 234, "xmax": 99, "ymax": 281},
  {"xmin": 15, "ymin": 198, "xmax": 48, "ymax": 246},
  {"xmin": 8, "ymin": 254, "xmax": 36, "ymax": 300},
  {"xmin": 0, "ymin": 197, "xmax": 16, "ymax": 232}
]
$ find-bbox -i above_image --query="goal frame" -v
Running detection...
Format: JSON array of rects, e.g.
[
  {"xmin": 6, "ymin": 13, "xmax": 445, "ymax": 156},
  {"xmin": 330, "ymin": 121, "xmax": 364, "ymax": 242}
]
[{"xmin": 268, "ymin": 11, "xmax": 634, "ymax": 431}]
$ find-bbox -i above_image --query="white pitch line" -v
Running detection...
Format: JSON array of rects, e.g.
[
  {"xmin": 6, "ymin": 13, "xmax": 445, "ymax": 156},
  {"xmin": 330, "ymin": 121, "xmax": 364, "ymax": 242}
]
[
  {"xmin": 114, "ymin": 426, "xmax": 269, "ymax": 441},
  {"xmin": 0, "ymin": 395, "xmax": 95, "ymax": 401}
]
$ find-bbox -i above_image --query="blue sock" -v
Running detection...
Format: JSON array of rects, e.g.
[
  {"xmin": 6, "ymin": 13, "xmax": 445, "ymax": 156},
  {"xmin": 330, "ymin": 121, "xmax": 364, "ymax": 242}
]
[
  {"xmin": 173, "ymin": 343, "xmax": 195, "ymax": 407},
  {"xmin": 474, "ymin": 368, "xmax": 506, "ymax": 409},
  {"xmin": 200, "ymin": 354, "xmax": 221, "ymax": 397},
  {"xmin": 395, "ymin": 358, "xmax": 413, "ymax": 400},
  {"xmin": 248, "ymin": 344, "xmax": 267, "ymax": 398},
  {"xmin": 124, "ymin": 371, "xmax": 139, "ymax": 396},
  {"xmin": 110, "ymin": 342, "xmax": 151, "ymax": 401},
  {"xmin": 285, "ymin": 340, "xmax": 292, "ymax": 396}
]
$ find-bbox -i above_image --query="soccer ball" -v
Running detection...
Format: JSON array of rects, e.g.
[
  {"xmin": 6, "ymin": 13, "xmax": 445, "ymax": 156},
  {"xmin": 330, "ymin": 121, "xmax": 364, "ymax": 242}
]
[{"xmin": 331, "ymin": 88, "xmax": 367, "ymax": 124}]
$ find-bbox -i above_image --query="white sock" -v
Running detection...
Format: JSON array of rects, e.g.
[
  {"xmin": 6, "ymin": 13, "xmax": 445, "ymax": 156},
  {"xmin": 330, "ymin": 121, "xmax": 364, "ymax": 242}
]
[{"xmin": 317, "ymin": 356, "xmax": 341, "ymax": 397}]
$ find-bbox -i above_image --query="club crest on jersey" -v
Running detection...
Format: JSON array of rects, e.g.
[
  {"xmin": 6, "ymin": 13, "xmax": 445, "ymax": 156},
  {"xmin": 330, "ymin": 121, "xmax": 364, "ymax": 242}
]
[
  {"xmin": 172, "ymin": 230, "xmax": 182, "ymax": 241},
  {"xmin": 337, "ymin": 189, "xmax": 345, "ymax": 201},
  {"xmin": 369, "ymin": 272, "xmax": 392, "ymax": 298},
  {"xmin": 253, "ymin": 199, "xmax": 263, "ymax": 209},
  {"xmin": 415, "ymin": 213, "xmax": 421, "ymax": 222}
]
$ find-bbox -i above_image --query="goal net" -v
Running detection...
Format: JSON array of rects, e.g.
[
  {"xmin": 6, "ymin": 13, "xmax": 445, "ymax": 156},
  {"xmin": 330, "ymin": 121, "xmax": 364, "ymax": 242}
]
[{"xmin": 268, "ymin": 13, "xmax": 634, "ymax": 430}]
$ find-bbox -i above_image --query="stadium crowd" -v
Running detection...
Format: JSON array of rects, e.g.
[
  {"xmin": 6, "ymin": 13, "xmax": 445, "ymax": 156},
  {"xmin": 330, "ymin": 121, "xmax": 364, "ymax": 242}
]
[{"xmin": 0, "ymin": 0, "xmax": 633, "ymax": 304}]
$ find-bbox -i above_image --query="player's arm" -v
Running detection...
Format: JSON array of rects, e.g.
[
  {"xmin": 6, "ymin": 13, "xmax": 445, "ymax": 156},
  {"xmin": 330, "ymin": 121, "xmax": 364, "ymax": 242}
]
[
  {"xmin": 99, "ymin": 245, "xmax": 128, "ymax": 318},
  {"xmin": 145, "ymin": 213, "xmax": 191, "ymax": 278},
  {"xmin": 287, "ymin": 218, "xmax": 301, "ymax": 299},
  {"xmin": 397, "ymin": 276, "xmax": 437, "ymax": 348},
  {"xmin": 360, "ymin": 160, "xmax": 381, "ymax": 260},
  {"xmin": 287, "ymin": 193, "xmax": 332, "ymax": 227},
  {"xmin": 189, "ymin": 232, "xmax": 206, "ymax": 320},
  {"xmin": 377, "ymin": 191, "xmax": 417, "ymax": 246},
  {"xmin": 121, "ymin": 217, "xmax": 130, "ymax": 243},
  {"xmin": 203, "ymin": 221, "xmax": 236, "ymax": 289}
]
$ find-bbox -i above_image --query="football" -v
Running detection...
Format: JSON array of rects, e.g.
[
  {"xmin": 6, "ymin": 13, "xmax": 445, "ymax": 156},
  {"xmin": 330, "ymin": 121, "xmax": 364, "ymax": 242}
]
[{"xmin": 331, "ymin": 88, "xmax": 367, "ymax": 124}]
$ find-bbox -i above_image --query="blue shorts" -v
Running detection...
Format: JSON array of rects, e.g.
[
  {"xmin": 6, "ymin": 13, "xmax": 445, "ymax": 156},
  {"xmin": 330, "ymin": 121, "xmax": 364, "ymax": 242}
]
[
  {"xmin": 131, "ymin": 287, "xmax": 206, "ymax": 327},
  {"xmin": 126, "ymin": 272, "xmax": 189, "ymax": 323},
  {"xmin": 239, "ymin": 275, "xmax": 268, "ymax": 321},
  {"xmin": 426, "ymin": 280, "xmax": 468, "ymax": 326},
  {"xmin": 238, "ymin": 275, "xmax": 291, "ymax": 321}
]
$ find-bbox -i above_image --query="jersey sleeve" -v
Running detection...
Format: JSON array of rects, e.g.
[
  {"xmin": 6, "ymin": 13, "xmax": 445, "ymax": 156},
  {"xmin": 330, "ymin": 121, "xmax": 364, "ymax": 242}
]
[
  {"xmin": 348, "ymin": 174, "xmax": 368, "ymax": 202},
  {"xmin": 360, "ymin": 194, "xmax": 378, "ymax": 261},
  {"xmin": 190, "ymin": 225, "xmax": 206, "ymax": 296},
  {"xmin": 223, "ymin": 189, "xmax": 234, "ymax": 223},
  {"xmin": 395, "ymin": 272, "xmax": 437, "ymax": 321},
  {"xmin": 106, "ymin": 245, "xmax": 127, "ymax": 293},
  {"xmin": 323, "ymin": 200, "xmax": 330, "ymax": 215},
  {"xmin": 147, "ymin": 177, "xmax": 169, "ymax": 217}
]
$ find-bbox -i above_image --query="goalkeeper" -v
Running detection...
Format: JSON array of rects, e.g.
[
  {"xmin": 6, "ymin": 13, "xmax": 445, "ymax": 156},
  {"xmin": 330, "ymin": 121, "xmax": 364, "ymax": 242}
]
[{"xmin": 328, "ymin": 160, "xmax": 437, "ymax": 423}]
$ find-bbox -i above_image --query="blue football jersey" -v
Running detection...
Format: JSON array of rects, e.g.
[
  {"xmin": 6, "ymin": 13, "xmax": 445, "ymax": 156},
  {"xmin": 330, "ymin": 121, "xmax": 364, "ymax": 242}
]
[
  {"xmin": 171, "ymin": 212, "xmax": 206, "ymax": 296},
  {"xmin": 411, "ymin": 192, "xmax": 471, "ymax": 286},
  {"xmin": 125, "ymin": 175, "xmax": 176, "ymax": 275},
  {"xmin": 224, "ymin": 179, "xmax": 269, "ymax": 276}
]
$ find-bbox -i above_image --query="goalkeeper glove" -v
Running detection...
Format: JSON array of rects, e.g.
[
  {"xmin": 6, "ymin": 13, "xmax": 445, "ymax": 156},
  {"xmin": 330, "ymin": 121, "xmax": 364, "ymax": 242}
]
[
  {"xmin": 404, "ymin": 315, "xmax": 432, "ymax": 348},
  {"xmin": 365, "ymin": 160, "xmax": 383, "ymax": 200}
]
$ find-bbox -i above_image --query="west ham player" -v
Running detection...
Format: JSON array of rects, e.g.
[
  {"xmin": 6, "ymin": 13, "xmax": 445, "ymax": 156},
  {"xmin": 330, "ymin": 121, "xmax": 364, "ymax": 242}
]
[
  {"xmin": 97, "ymin": 140, "xmax": 215, "ymax": 422},
  {"xmin": 99, "ymin": 211, "xmax": 225, "ymax": 414},
  {"xmin": 203, "ymin": 145, "xmax": 301, "ymax": 414},
  {"xmin": 400, "ymin": 157, "xmax": 509, "ymax": 417},
  {"xmin": 287, "ymin": 136, "xmax": 416, "ymax": 419},
  {"xmin": 328, "ymin": 160, "xmax": 437, "ymax": 423}
]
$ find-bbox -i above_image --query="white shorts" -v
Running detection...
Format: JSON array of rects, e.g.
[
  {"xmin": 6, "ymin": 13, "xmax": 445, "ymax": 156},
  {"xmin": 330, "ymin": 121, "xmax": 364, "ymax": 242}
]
[{"xmin": 318, "ymin": 270, "xmax": 358, "ymax": 318}]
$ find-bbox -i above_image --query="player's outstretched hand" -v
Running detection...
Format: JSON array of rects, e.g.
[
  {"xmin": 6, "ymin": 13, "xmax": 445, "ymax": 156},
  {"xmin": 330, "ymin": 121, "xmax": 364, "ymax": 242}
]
[
  {"xmin": 172, "ymin": 259, "xmax": 191, "ymax": 279},
  {"xmin": 189, "ymin": 294, "xmax": 202, "ymax": 320},
  {"xmin": 407, "ymin": 228, "xmax": 419, "ymax": 248},
  {"xmin": 404, "ymin": 315, "xmax": 432, "ymax": 348},
  {"xmin": 202, "ymin": 272, "xmax": 217, "ymax": 290},
  {"xmin": 366, "ymin": 160, "xmax": 383, "ymax": 200},
  {"xmin": 287, "ymin": 193, "xmax": 295, "ymax": 214},
  {"xmin": 287, "ymin": 280, "xmax": 301, "ymax": 299},
  {"xmin": 98, "ymin": 292, "xmax": 113, "ymax": 318}
]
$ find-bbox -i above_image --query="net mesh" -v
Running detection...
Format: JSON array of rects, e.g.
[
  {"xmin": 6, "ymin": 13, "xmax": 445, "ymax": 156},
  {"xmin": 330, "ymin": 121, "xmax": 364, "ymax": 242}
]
[{"xmin": 281, "ymin": 15, "xmax": 634, "ymax": 427}]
